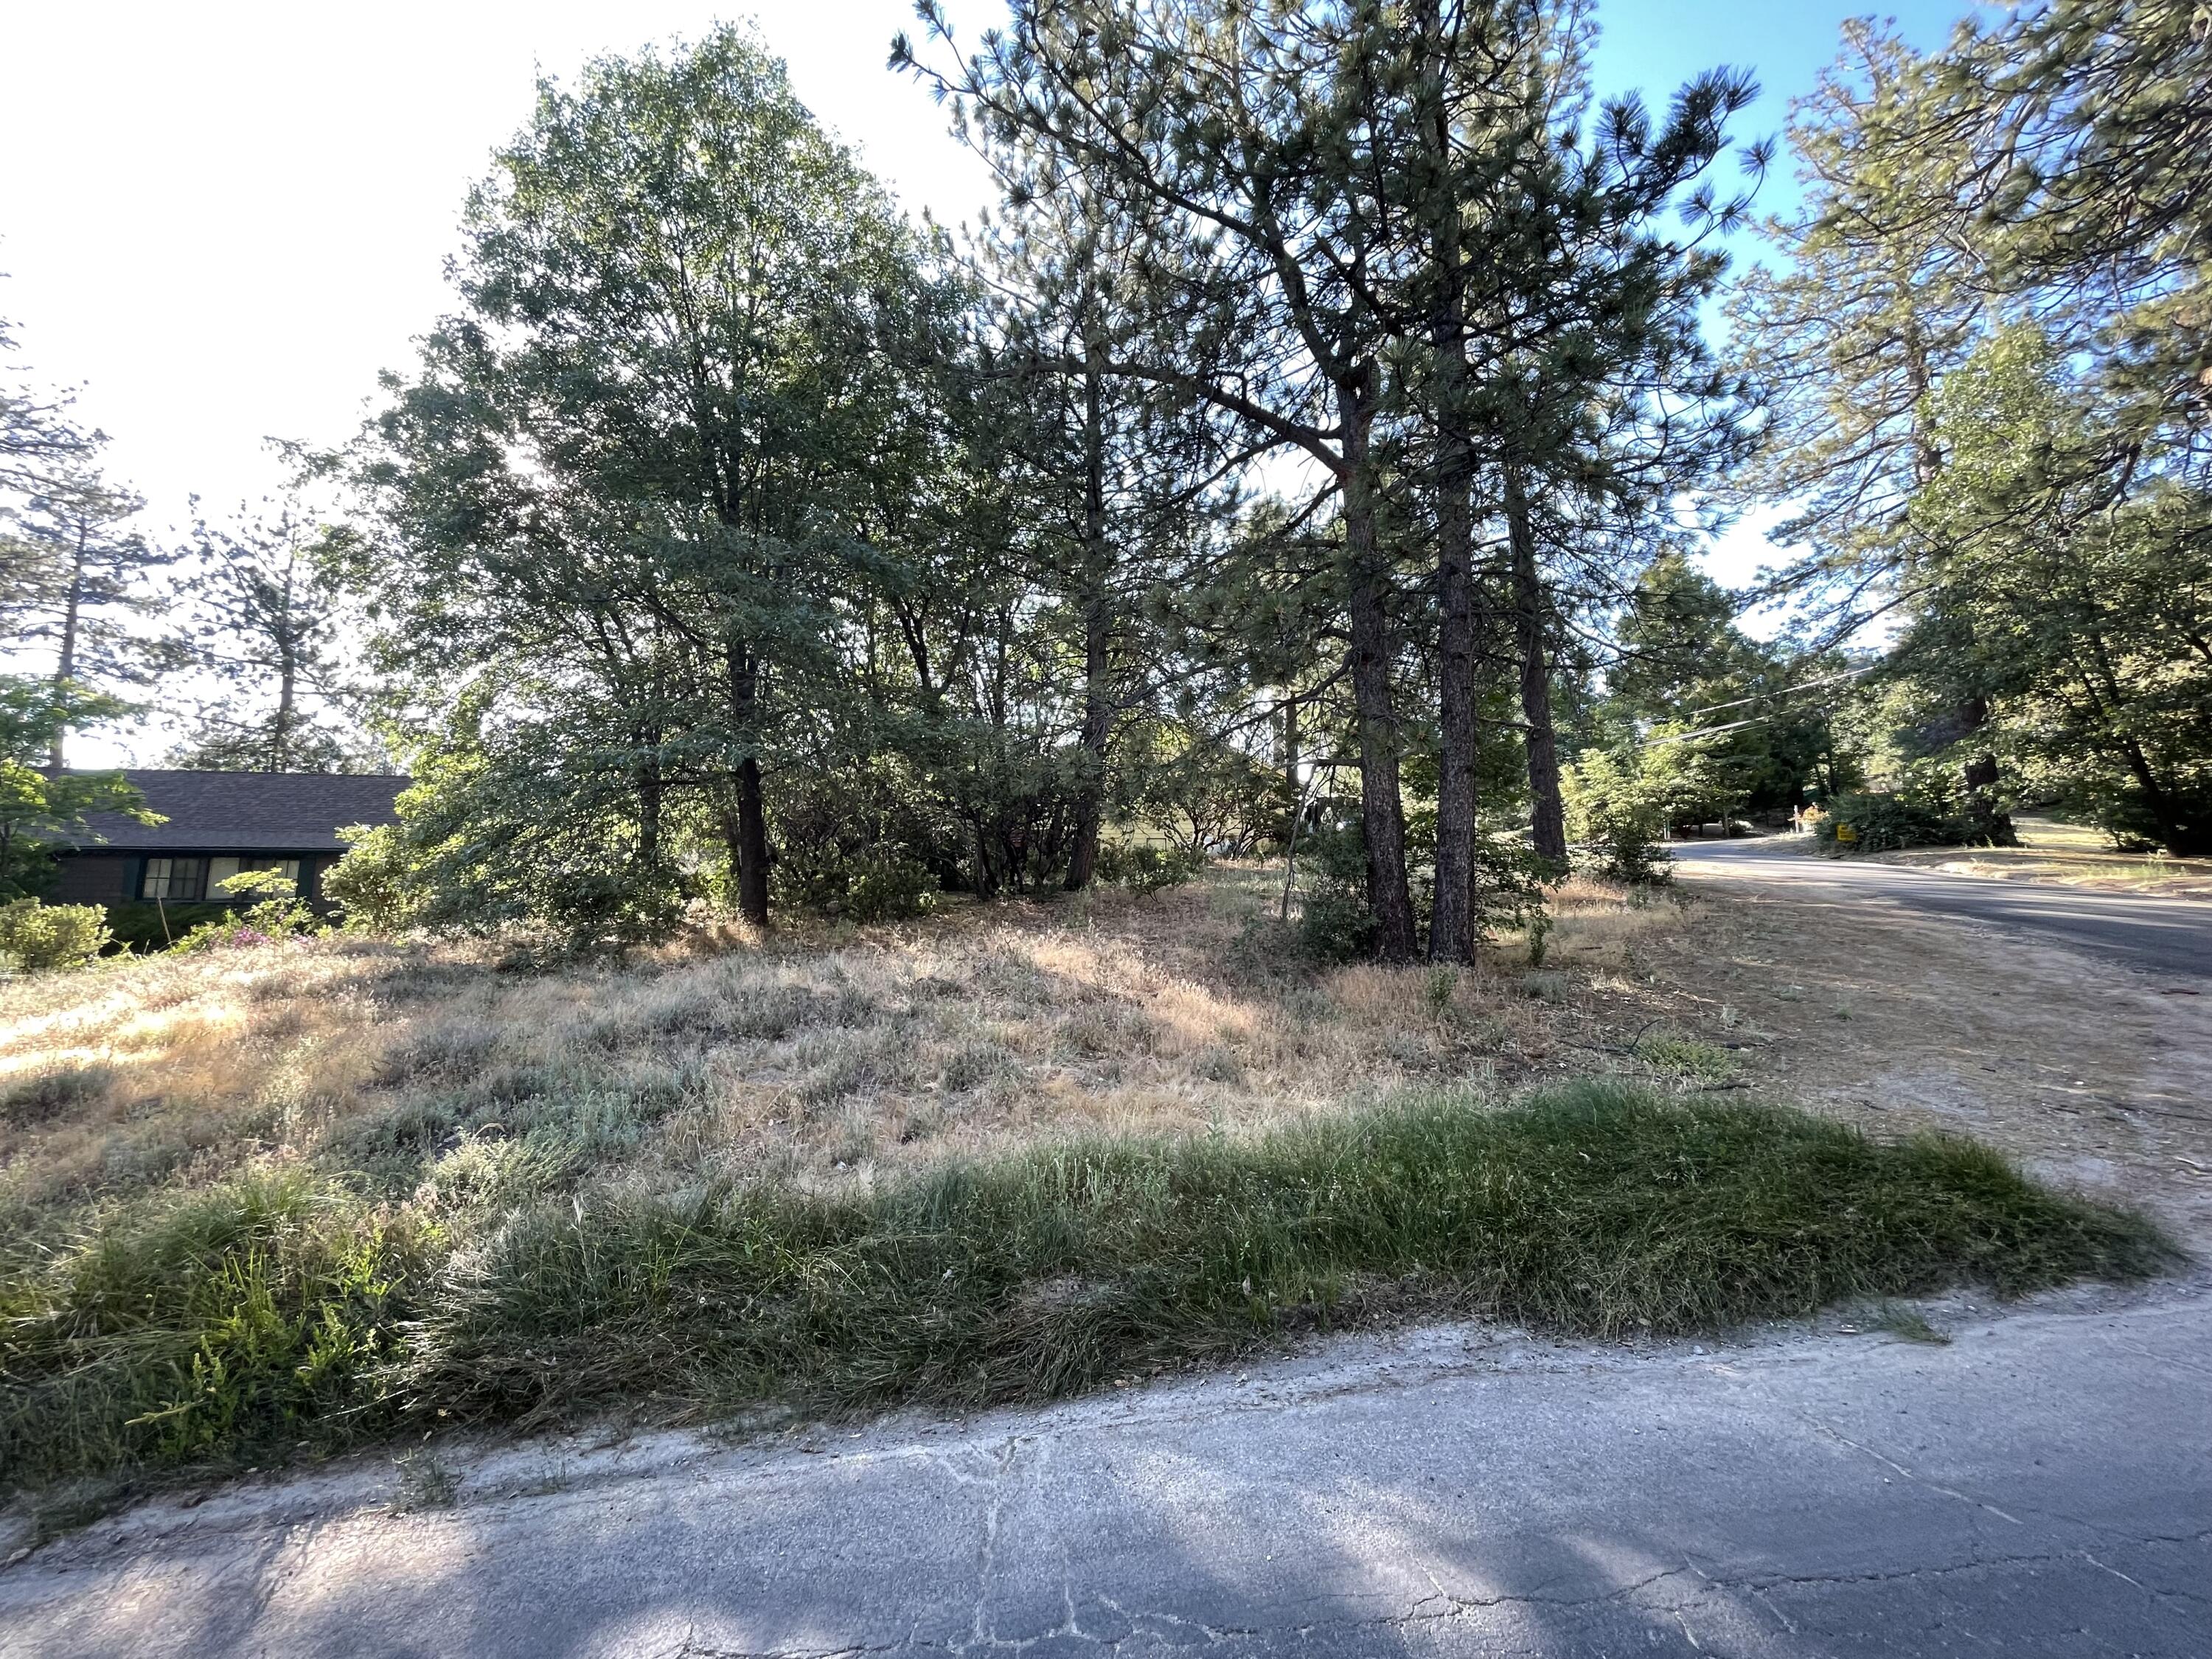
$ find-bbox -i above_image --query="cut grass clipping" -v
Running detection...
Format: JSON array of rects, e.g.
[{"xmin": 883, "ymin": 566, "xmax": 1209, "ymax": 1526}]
[{"xmin": 1, "ymin": 1082, "xmax": 2173, "ymax": 1488}]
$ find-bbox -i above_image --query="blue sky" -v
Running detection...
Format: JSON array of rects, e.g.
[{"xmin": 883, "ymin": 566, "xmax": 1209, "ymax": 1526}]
[{"xmin": 1585, "ymin": 2, "xmax": 1971, "ymax": 592}]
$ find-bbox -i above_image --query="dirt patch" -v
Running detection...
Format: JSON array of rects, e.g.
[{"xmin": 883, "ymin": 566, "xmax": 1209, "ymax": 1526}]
[{"xmin": 1645, "ymin": 866, "xmax": 2212, "ymax": 1252}]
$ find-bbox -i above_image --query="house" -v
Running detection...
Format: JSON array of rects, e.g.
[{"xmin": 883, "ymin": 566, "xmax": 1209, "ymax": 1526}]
[{"xmin": 49, "ymin": 770, "xmax": 406, "ymax": 911}]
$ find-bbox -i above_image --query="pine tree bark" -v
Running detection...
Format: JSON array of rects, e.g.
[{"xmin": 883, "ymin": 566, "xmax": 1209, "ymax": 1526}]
[
  {"xmin": 1065, "ymin": 335, "xmax": 1111, "ymax": 891},
  {"xmin": 1340, "ymin": 370, "xmax": 1419, "ymax": 961},
  {"xmin": 1421, "ymin": 4, "xmax": 1481, "ymax": 963},
  {"xmin": 1505, "ymin": 469, "xmax": 1568, "ymax": 866}
]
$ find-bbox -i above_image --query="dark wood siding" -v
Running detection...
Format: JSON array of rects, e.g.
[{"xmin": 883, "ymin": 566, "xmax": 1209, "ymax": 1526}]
[{"xmin": 49, "ymin": 854, "xmax": 134, "ymax": 905}]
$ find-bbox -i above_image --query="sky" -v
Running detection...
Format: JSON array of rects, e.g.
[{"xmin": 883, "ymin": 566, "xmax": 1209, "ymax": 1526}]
[{"xmin": 1, "ymin": 1, "xmax": 1972, "ymax": 762}]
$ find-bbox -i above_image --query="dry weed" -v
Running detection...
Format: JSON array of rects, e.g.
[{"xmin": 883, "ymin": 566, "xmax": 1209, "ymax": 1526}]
[{"xmin": 1, "ymin": 869, "xmax": 1677, "ymax": 1233}]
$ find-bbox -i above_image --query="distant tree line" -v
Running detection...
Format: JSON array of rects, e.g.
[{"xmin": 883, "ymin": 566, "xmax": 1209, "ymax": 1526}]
[{"xmin": 1, "ymin": 314, "xmax": 389, "ymax": 897}]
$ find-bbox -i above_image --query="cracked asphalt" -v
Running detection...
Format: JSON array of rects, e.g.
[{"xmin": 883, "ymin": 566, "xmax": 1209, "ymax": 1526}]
[{"xmin": 4, "ymin": 1291, "xmax": 2207, "ymax": 1657}]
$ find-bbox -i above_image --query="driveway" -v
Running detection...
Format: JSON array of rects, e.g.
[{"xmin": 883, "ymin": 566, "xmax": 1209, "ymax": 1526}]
[
  {"xmin": 4, "ymin": 1293, "xmax": 2208, "ymax": 1658},
  {"xmin": 1666, "ymin": 837, "xmax": 2212, "ymax": 979}
]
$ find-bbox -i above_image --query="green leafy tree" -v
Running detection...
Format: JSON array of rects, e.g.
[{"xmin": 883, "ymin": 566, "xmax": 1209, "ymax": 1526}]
[
  {"xmin": 361, "ymin": 27, "xmax": 946, "ymax": 934},
  {"xmin": 0, "ymin": 677, "xmax": 150, "ymax": 898},
  {"xmin": 1604, "ymin": 551, "xmax": 1865, "ymax": 813},
  {"xmin": 1908, "ymin": 327, "xmax": 2212, "ymax": 853}
]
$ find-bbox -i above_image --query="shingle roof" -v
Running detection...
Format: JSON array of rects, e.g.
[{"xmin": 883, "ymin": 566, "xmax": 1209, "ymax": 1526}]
[{"xmin": 61, "ymin": 771, "xmax": 406, "ymax": 853}]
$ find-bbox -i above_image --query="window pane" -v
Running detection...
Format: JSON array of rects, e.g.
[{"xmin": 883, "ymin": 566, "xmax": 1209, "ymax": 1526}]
[{"xmin": 209, "ymin": 857, "xmax": 242, "ymax": 892}]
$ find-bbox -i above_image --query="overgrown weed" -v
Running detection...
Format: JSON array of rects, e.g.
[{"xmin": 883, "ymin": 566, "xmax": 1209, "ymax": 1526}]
[{"xmin": 0, "ymin": 1081, "xmax": 2171, "ymax": 1489}]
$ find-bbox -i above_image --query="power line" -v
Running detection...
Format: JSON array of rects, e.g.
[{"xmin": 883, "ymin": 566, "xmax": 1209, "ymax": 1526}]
[{"xmin": 1677, "ymin": 664, "xmax": 1876, "ymax": 723}]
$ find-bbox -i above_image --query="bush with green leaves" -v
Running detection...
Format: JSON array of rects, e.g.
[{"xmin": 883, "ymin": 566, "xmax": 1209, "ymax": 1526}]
[
  {"xmin": 173, "ymin": 869, "xmax": 324, "ymax": 952},
  {"xmin": 0, "ymin": 898, "xmax": 112, "ymax": 974},
  {"xmin": 775, "ymin": 844, "xmax": 940, "ymax": 922},
  {"xmin": 321, "ymin": 823, "xmax": 412, "ymax": 933},
  {"xmin": 1815, "ymin": 790, "xmax": 2014, "ymax": 855},
  {"xmin": 1093, "ymin": 841, "xmax": 1203, "ymax": 896},
  {"xmin": 1292, "ymin": 815, "xmax": 1377, "ymax": 961},
  {"xmin": 1562, "ymin": 751, "xmax": 1672, "ymax": 883},
  {"xmin": 101, "ymin": 901, "xmax": 230, "ymax": 953}
]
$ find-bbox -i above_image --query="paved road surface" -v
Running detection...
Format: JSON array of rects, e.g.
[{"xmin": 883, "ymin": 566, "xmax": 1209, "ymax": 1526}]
[
  {"xmin": 5, "ymin": 1294, "xmax": 2208, "ymax": 1658},
  {"xmin": 1667, "ymin": 836, "xmax": 2212, "ymax": 979}
]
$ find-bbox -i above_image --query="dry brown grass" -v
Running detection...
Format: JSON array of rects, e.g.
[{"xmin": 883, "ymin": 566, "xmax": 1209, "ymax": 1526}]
[
  {"xmin": 0, "ymin": 866, "xmax": 1690, "ymax": 1237},
  {"xmin": 1871, "ymin": 815, "xmax": 2212, "ymax": 897},
  {"xmin": 4, "ymin": 863, "xmax": 2183, "ymax": 1492}
]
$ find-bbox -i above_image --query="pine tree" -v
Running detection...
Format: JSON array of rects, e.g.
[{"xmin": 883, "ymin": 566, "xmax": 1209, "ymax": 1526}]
[
  {"xmin": 170, "ymin": 501, "xmax": 361, "ymax": 773},
  {"xmin": 6, "ymin": 456, "xmax": 170, "ymax": 766},
  {"xmin": 1725, "ymin": 22, "xmax": 1988, "ymax": 619},
  {"xmin": 903, "ymin": 0, "xmax": 1427, "ymax": 955}
]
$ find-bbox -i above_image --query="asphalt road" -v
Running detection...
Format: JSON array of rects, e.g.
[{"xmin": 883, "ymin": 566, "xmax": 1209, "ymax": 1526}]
[
  {"xmin": 1666, "ymin": 836, "xmax": 2212, "ymax": 979},
  {"xmin": 4, "ymin": 1294, "xmax": 2208, "ymax": 1658}
]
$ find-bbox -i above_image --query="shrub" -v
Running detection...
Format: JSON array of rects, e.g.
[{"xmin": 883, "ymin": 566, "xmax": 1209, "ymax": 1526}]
[
  {"xmin": 102, "ymin": 901, "xmax": 232, "ymax": 953},
  {"xmin": 1291, "ymin": 817, "xmax": 1375, "ymax": 961},
  {"xmin": 773, "ymin": 844, "xmax": 939, "ymax": 922},
  {"xmin": 1815, "ymin": 790, "xmax": 2014, "ymax": 855},
  {"xmin": 1093, "ymin": 841, "xmax": 1203, "ymax": 896},
  {"xmin": 842, "ymin": 850, "xmax": 941, "ymax": 922},
  {"xmin": 173, "ymin": 869, "xmax": 322, "ymax": 953},
  {"xmin": 0, "ymin": 898, "xmax": 111, "ymax": 974},
  {"xmin": 323, "ymin": 823, "xmax": 413, "ymax": 932},
  {"xmin": 1562, "ymin": 751, "xmax": 1672, "ymax": 883}
]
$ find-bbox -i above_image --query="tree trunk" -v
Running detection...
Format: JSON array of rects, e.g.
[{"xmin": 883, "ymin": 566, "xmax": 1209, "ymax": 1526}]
[
  {"xmin": 734, "ymin": 754, "xmax": 770, "ymax": 925},
  {"xmin": 1339, "ymin": 372, "xmax": 1419, "ymax": 961},
  {"xmin": 637, "ymin": 754, "xmax": 664, "ymax": 877},
  {"xmin": 1422, "ymin": 46, "xmax": 1481, "ymax": 962},
  {"xmin": 1065, "ymin": 334, "xmax": 1112, "ymax": 891},
  {"xmin": 272, "ymin": 652, "xmax": 297, "ymax": 773},
  {"xmin": 1065, "ymin": 597, "xmax": 1110, "ymax": 891},
  {"xmin": 725, "ymin": 644, "xmax": 771, "ymax": 926},
  {"xmin": 973, "ymin": 821, "xmax": 998, "ymax": 900},
  {"xmin": 48, "ymin": 518, "xmax": 85, "ymax": 771},
  {"xmin": 1505, "ymin": 469, "xmax": 1568, "ymax": 867}
]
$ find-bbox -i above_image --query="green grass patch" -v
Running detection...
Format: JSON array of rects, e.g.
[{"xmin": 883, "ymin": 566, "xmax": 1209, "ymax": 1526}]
[
  {"xmin": 1637, "ymin": 1032, "xmax": 1741, "ymax": 1085},
  {"xmin": 0, "ymin": 1082, "xmax": 2175, "ymax": 1489}
]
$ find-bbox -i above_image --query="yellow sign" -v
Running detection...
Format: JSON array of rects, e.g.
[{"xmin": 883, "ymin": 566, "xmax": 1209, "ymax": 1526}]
[{"xmin": 1835, "ymin": 824, "xmax": 1859, "ymax": 844}]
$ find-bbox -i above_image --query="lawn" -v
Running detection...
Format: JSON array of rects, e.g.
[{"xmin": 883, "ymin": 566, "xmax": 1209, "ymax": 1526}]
[{"xmin": 0, "ymin": 866, "xmax": 2174, "ymax": 1495}]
